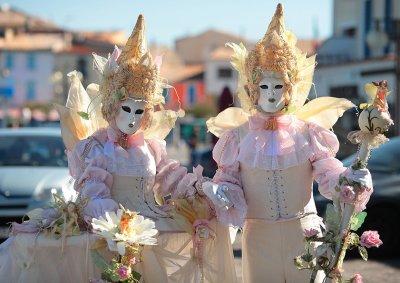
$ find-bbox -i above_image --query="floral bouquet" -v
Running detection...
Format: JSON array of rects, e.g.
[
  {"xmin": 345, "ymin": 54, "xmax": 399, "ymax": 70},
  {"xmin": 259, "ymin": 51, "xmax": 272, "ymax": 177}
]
[
  {"xmin": 12, "ymin": 194, "xmax": 89, "ymax": 253},
  {"xmin": 295, "ymin": 81, "xmax": 392, "ymax": 283},
  {"xmin": 90, "ymin": 206, "xmax": 158, "ymax": 283}
]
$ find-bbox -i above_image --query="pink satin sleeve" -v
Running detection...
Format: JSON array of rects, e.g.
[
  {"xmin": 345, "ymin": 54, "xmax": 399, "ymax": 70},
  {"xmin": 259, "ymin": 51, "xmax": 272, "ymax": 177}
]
[
  {"xmin": 308, "ymin": 123, "xmax": 346, "ymax": 199},
  {"xmin": 67, "ymin": 139, "xmax": 118, "ymax": 221},
  {"xmin": 212, "ymin": 130, "xmax": 247, "ymax": 227}
]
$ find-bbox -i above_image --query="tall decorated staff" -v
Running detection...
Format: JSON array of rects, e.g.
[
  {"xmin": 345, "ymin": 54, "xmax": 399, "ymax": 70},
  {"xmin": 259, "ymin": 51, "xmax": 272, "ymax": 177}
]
[
  {"xmin": 296, "ymin": 81, "xmax": 392, "ymax": 283},
  {"xmin": 334, "ymin": 81, "xmax": 393, "ymax": 278}
]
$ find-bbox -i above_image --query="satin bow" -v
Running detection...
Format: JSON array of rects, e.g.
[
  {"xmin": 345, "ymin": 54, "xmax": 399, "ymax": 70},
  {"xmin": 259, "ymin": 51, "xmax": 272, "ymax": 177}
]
[
  {"xmin": 248, "ymin": 113, "xmax": 292, "ymax": 131},
  {"xmin": 246, "ymin": 114, "xmax": 295, "ymax": 155}
]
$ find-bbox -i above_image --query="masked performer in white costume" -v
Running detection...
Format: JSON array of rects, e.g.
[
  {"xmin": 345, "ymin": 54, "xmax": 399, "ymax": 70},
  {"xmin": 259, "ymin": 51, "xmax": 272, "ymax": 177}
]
[
  {"xmin": 204, "ymin": 4, "xmax": 373, "ymax": 283},
  {"xmin": 0, "ymin": 15, "xmax": 236, "ymax": 283}
]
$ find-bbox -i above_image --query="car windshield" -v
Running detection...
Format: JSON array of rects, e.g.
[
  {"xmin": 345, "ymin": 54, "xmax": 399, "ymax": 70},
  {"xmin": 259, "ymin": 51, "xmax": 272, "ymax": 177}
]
[
  {"xmin": 341, "ymin": 136, "xmax": 400, "ymax": 174},
  {"xmin": 0, "ymin": 135, "xmax": 67, "ymax": 167}
]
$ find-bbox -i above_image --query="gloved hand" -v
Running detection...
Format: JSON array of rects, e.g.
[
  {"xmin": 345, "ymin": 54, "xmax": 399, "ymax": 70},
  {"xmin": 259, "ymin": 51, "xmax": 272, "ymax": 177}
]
[
  {"xmin": 338, "ymin": 168, "xmax": 373, "ymax": 212},
  {"xmin": 202, "ymin": 182, "xmax": 234, "ymax": 210},
  {"xmin": 344, "ymin": 168, "xmax": 373, "ymax": 190}
]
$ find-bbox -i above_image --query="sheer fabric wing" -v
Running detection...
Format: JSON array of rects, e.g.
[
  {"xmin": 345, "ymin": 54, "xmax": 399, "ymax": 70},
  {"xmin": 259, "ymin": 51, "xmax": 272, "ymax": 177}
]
[
  {"xmin": 206, "ymin": 107, "xmax": 249, "ymax": 138},
  {"xmin": 295, "ymin": 97, "xmax": 355, "ymax": 129},
  {"xmin": 55, "ymin": 71, "xmax": 106, "ymax": 150}
]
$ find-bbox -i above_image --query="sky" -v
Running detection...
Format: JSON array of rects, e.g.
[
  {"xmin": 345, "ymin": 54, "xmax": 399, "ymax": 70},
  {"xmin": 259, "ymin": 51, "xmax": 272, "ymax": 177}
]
[{"xmin": 1, "ymin": 0, "xmax": 333, "ymax": 46}]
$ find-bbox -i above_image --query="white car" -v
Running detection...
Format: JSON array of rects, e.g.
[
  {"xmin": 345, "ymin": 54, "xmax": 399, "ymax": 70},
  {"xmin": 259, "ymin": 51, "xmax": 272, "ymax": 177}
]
[{"xmin": 0, "ymin": 127, "xmax": 75, "ymax": 238}]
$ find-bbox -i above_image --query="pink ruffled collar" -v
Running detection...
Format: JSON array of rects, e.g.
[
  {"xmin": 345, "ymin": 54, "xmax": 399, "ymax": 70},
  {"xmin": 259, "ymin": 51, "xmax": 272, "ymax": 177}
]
[
  {"xmin": 106, "ymin": 127, "xmax": 144, "ymax": 148},
  {"xmin": 104, "ymin": 127, "xmax": 145, "ymax": 161},
  {"xmin": 237, "ymin": 113, "xmax": 313, "ymax": 170}
]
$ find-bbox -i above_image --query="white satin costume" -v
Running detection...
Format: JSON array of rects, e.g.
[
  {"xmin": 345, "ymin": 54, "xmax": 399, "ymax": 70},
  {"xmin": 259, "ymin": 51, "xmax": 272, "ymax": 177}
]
[{"xmin": 212, "ymin": 112, "xmax": 348, "ymax": 283}]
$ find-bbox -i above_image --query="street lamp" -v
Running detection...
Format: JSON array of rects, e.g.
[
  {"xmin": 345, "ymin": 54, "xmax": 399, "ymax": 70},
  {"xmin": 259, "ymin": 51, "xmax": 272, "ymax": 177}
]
[{"xmin": 367, "ymin": 19, "xmax": 400, "ymax": 136}]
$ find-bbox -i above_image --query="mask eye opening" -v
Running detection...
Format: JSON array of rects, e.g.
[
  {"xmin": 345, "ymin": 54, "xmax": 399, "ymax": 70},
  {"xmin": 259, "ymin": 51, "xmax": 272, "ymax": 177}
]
[
  {"xmin": 121, "ymin": 106, "xmax": 131, "ymax": 113},
  {"xmin": 274, "ymin": 85, "xmax": 283, "ymax": 89},
  {"xmin": 259, "ymin": 85, "xmax": 268, "ymax": 90},
  {"xmin": 135, "ymin": 109, "xmax": 144, "ymax": 115}
]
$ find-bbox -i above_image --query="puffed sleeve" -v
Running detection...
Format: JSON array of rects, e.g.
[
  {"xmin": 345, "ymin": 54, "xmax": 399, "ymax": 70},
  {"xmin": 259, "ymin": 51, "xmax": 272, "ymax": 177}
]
[
  {"xmin": 308, "ymin": 123, "xmax": 347, "ymax": 199},
  {"xmin": 212, "ymin": 129, "xmax": 247, "ymax": 227},
  {"xmin": 68, "ymin": 138, "xmax": 118, "ymax": 221},
  {"xmin": 147, "ymin": 138, "xmax": 188, "ymax": 198}
]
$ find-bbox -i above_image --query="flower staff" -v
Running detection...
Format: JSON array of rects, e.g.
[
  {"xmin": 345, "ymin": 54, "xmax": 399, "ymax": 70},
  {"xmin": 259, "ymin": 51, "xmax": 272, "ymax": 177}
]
[
  {"xmin": 332, "ymin": 81, "xmax": 393, "ymax": 277},
  {"xmin": 295, "ymin": 81, "xmax": 391, "ymax": 283}
]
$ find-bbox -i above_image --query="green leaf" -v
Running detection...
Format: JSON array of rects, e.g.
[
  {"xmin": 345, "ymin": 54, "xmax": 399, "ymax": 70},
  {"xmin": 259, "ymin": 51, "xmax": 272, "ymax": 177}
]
[
  {"xmin": 91, "ymin": 250, "xmax": 110, "ymax": 271},
  {"xmin": 112, "ymin": 92, "xmax": 124, "ymax": 100},
  {"xmin": 324, "ymin": 203, "xmax": 341, "ymax": 235},
  {"xmin": 350, "ymin": 212, "xmax": 367, "ymax": 231},
  {"xmin": 77, "ymin": 111, "xmax": 90, "ymax": 120},
  {"xmin": 347, "ymin": 232, "xmax": 360, "ymax": 246},
  {"xmin": 301, "ymin": 253, "xmax": 313, "ymax": 263},
  {"xmin": 359, "ymin": 246, "xmax": 368, "ymax": 261},
  {"xmin": 132, "ymin": 270, "xmax": 142, "ymax": 281}
]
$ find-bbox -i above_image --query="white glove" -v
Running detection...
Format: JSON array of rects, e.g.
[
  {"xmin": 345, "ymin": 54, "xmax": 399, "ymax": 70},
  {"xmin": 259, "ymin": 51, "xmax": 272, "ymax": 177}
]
[
  {"xmin": 345, "ymin": 168, "xmax": 373, "ymax": 190},
  {"xmin": 202, "ymin": 182, "xmax": 234, "ymax": 210}
]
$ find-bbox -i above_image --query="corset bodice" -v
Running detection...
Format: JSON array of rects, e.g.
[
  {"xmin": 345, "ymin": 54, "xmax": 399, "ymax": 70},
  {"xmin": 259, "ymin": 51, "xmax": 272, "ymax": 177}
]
[
  {"xmin": 240, "ymin": 161, "xmax": 317, "ymax": 222},
  {"xmin": 111, "ymin": 174, "xmax": 183, "ymax": 232}
]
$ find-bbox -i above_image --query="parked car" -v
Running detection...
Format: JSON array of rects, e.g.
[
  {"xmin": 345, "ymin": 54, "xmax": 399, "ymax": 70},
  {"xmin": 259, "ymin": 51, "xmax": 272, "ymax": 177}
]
[
  {"xmin": 0, "ymin": 127, "xmax": 75, "ymax": 239},
  {"xmin": 314, "ymin": 136, "xmax": 400, "ymax": 257}
]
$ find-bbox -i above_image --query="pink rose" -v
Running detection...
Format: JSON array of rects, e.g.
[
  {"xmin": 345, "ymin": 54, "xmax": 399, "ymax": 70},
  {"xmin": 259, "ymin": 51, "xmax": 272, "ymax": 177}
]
[
  {"xmin": 116, "ymin": 266, "xmax": 131, "ymax": 280},
  {"xmin": 351, "ymin": 273, "xmax": 363, "ymax": 283},
  {"xmin": 129, "ymin": 256, "xmax": 137, "ymax": 266},
  {"xmin": 303, "ymin": 228, "xmax": 319, "ymax": 238},
  {"xmin": 360, "ymin": 231, "xmax": 383, "ymax": 248},
  {"xmin": 340, "ymin": 185, "xmax": 356, "ymax": 203}
]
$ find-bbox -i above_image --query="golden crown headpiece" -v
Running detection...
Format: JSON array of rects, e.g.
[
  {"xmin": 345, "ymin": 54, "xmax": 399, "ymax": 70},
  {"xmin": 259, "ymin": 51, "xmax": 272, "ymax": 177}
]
[
  {"xmin": 228, "ymin": 3, "xmax": 316, "ymax": 111},
  {"xmin": 246, "ymin": 4, "xmax": 298, "ymax": 88},
  {"xmin": 99, "ymin": 15, "xmax": 165, "ymax": 122}
]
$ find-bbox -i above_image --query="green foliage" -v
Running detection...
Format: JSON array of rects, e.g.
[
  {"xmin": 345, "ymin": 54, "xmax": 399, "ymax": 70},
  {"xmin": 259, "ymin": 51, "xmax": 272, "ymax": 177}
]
[
  {"xmin": 301, "ymin": 253, "xmax": 314, "ymax": 263},
  {"xmin": 77, "ymin": 111, "xmax": 90, "ymax": 120},
  {"xmin": 350, "ymin": 212, "xmax": 367, "ymax": 232},
  {"xmin": 324, "ymin": 203, "xmax": 341, "ymax": 235},
  {"xmin": 347, "ymin": 232, "xmax": 360, "ymax": 246},
  {"xmin": 358, "ymin": 246, "xmax": 368, "ymax": 261},
  {"xmin": 91, "ymin": 249, "xmax": 110, "ymax": 271}
]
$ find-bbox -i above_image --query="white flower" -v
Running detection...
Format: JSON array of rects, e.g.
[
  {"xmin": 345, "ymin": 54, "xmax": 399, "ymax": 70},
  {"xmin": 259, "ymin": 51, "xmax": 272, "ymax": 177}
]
[
  {"xmin": 92, "ymin": 209, "xmax": 123, "ymax": 240},
  {"xmin": 91, "ymin": 209, "xmax": 158, "ymax": 256},
  {"xmin": 115, "ymin": 214, "xmax": 158, "ymax": 246}
]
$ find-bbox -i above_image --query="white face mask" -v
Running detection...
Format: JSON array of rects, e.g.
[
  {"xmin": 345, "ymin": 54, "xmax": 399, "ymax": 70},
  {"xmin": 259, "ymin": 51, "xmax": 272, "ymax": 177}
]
[
  {"xmin": 115, "ymin": 99, "xmax": 146, "ymax": 135},
  {"xmin": 257, "ymin": 76, "xmax": 287, "ymax": 113}
]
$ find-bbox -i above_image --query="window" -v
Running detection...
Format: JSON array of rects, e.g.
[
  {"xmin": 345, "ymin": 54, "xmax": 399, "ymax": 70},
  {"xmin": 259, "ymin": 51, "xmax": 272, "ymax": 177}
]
[
  {"xmin": 343, "ymin": 27, "xmax": 356, "ymax": 37},
  {"xmin": 330, "ymin": 85, "xmax": 358, "ymax": 99},
  {"xmin": 26, "ymin": 53, "xmax": 36, "ymax": 70},
  {"xmin": 218, "ymin": 68, "xmax": 232, "ymax": 79},
  {"xmin": 0, "ymin": 136, "xmax": 67, "ymax": 167},
  {"xmin": 5, "ymin": 53, "xmax": 13, "ymax": 69},
  {"xmin": 26, "ymin": 81, "xmax": 36, "ymax": 101},
  {"xmin": 188, "ymin": 84, "xmax": 196, "ymax": 105}
]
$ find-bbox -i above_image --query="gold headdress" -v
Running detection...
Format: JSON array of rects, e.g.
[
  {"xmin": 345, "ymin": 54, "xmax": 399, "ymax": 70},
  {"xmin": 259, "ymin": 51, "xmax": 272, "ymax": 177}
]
[
  {"xmin": 207, "ymin": 3, "xmax": 354, "ymax": 137},
  {"xmin": 244, "ymin": 3, "xmax": 314, "ymax": 108},
  {"xmin": 55, "ymin": 15, "xmax": 183, "ymax": 150},
  {"xmin": 101, "ymin": 15, "xmax": 163, "ymax": 124}
]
